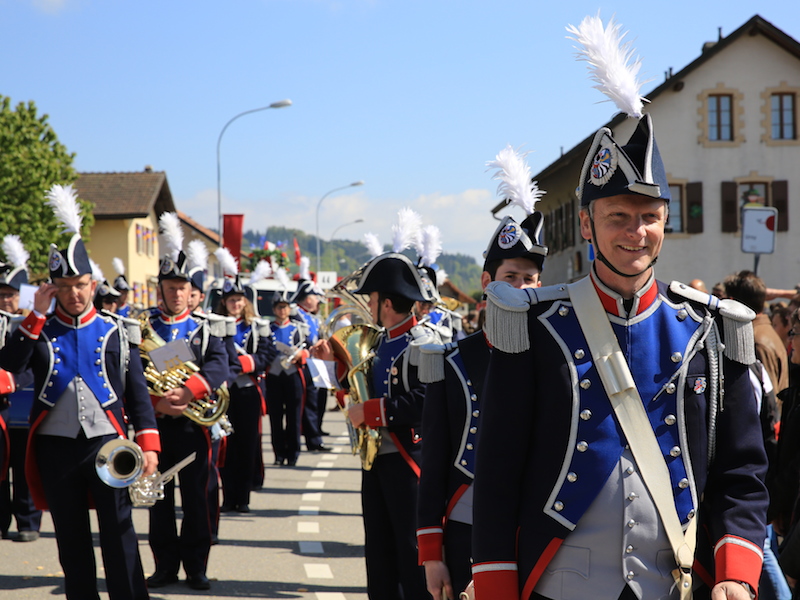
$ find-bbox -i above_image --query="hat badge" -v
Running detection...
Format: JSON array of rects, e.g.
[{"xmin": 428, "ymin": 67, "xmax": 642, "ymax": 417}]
[
  {"xmin": 589, "ymin": 145, "xmax": 618, "ymax": 186},
  {"xmin": 498, "ymin": 222, "xmax": 521, "ymax": 249},
  {"xmin": 160, "ymin": 258, "xmax": 174, "ymax": 275},
  {"xmin": 49, "ymin": 250, "xmax": 63, "ymax": 273}
]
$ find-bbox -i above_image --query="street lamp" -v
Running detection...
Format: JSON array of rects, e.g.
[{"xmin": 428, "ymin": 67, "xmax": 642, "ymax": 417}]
[
  {"xmin": 327, "ymin": 218, "xmax": 364, "ymax": 271},
  {"xmin": 315, "ymin": 181, "xmax": 364, "ymax": 274},
  {"xmin": 216, "ymin": 99, "xmax": 292, "ymax": 246}
]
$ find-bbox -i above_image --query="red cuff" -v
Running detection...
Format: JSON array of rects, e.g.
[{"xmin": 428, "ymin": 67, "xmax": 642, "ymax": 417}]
[
  {"xmin": 363, "ymin": 398, "xmax": 385, "ymax": 427},
  {"xmin": 0, "ymin": 370, "xmax": 15, "ymax": 395},
  {"xmin": 417, "ymin": 527, "xmax": 444, "ymax": 564},
  {"xmin": 18, "ymin": 312, "xmax": 45, "ymax": 339},
  {"xmin": 184, "ymin": 374, "xmax": 212, "ymax": 400},
  {"xmin": 298, "ymin": 349, "xmax": 310, "ymax": 365},
  {"xmin": 238, "ymin": 354, "xmax": 255, "ymax": 374},
  {"xmin": 714, "ymin": 536, "xmax": 764, "ymax": 593},
  {"xmin": 472, "ymin": 562, "xmax": 519, "ymax": 600},
  {"xmin": 134, "ymin": 429, "xmax": 162, "ymax": 453}
]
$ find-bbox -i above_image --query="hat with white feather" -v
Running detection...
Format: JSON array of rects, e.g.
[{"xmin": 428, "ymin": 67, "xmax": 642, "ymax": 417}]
[
  {"xmin": 483, "ymin": 145, "xmax": 548, "ymax": 272},
  {"xmin": 91, "ymin": 259, "xmax": 121, "ymax": 301},
  {"xmin": 247, "ymin": 259, "xmax": 273, "ymax": 315},
  {"xmin": 567, "ymin": 14, "xmax": 670, "ymax": 206},
  {"xmin": 354, "ymin": 208, "xmax": 432, "ymax": 303},
  {"xmin": 417, "ymin": 224, "xmax": 444, "ymax": 302},
  {"xmin": 45, "ymin": 184, "xmax": 93, "ymax": 280},
  {"xmin": 186, "ymin": 240, "xmax": 209, "ymax": 291},
  {"xmin": 214, "ymin": 246, "xmax": 245, "ymax": 298},
  {"xmin": 0, "ymin": 235, "xmax": 30, "ymax": 290},
  {"xmin": 112, "ymin": 258, "xmax": 131, "ymax": 291},
  {"xmin": 272, "ymin": 267, "xmax": 294, "ymax": 306},
  {"xmin": 157, "ymin": 212, "xmax": 190, "ymax": 282}
]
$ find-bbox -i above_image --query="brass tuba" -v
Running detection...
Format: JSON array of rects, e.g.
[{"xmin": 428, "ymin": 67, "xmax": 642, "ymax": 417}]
[
  {"xmin": 330, "ymin": 323, "xmax": 383, "ymax": 470},
  {"xmin": 138, "ymin": 313, "xmax": 230, "ymax": 427}
]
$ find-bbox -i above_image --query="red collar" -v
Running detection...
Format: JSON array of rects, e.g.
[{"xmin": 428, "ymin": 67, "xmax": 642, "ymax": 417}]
[
  {"xmin": 158, "ymin": 307, "xmax": 192, "ymax": 324},
  {"xmin": 387, "ymin": 315, "xmax": 417, "ymax": 340},
  {"xmin": 54, "ymin": 304, "xmax": 97, "ymax": 328},
  {"xmin": 590, "ymin": 269, "xmax": 658, "ymax": 318}
]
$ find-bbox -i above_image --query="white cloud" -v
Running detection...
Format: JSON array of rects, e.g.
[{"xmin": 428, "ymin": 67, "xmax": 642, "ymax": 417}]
[{"xmin": 176, "ymin": 187, "xmax": 502, "ymax": 264}]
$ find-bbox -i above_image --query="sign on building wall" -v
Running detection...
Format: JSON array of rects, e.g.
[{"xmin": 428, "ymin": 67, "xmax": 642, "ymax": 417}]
[{"xmin": 741, "ymin": 206, "xmax": 778, "ymax": 254}]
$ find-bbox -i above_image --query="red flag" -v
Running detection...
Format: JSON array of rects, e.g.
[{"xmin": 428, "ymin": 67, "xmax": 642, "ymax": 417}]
[
  {"xmin": 293, "ymin": 237, "xmax": 301, "ymax": 266},
  {"xmin": 223, "ymin": 214, "xmax": 245, "ymax": 264}
]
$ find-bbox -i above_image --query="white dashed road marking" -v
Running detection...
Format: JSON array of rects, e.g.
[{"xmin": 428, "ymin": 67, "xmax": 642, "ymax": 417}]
[{"xmin": 304, "ymin": 563, "xmax": 334, "ymax": 578}]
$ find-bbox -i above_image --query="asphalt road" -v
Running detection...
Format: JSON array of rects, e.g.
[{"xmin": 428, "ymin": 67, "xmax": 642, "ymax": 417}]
[{"xmin": 0, "ymin": 410, "xmax": 369, "ymax": 600}]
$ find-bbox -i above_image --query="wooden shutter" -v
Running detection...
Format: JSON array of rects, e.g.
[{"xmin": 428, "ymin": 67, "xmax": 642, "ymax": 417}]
[
  {"xmin": 686, "ymin": 182, "xmax": 703, "ymax": 234},
  {"xmin": 721, "ymin": 181, "xmax": 738, "ymax": 232},
  {"xmin": 772, "ymin": 180, "xmax": 789, "ymax": 232}
]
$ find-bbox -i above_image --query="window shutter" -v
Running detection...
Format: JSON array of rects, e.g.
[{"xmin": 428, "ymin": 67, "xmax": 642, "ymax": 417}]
[
  {"xmin": 686, "ymin": 182, "xmax": 703, "ymax": 234},
  {"xmin": 772, "ymin": 180, "xmax": 789, "ymax": 232},
  {"xmin": 721, "ymin": 181, "xmax": 738, "ymax": 232}
]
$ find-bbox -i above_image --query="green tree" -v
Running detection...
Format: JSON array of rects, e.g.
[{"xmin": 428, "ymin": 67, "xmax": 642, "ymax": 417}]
[{"xmin": 0, "ymin": 96, "xmax": 93, "ymax": 279}]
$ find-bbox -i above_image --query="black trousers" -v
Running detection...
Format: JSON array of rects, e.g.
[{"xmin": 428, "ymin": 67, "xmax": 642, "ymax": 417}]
[
  {"xmin": 148, "ymin": 416, "xmax": 212, "ymax": 577},
  {"xmin": 220, "ymin": 384, "xmax": 263, "ymax": 506},
  {"xmin": 37, "ymin": 432, "xmax": 149, "ymax": 600},
  {"xmin": 444, "ymin": 520, "xmax": 473, "ymax": 597},
  {"xmin": 362, "ymin": 452, "xmax": 430, "ymax": 600},
  {"xmin": 267, "ymin": 372, "xmax": 303, "ymax": 462},
  {"xmin": 0, "ymin": 426, "xmax": 42, "ymax": 534},
  {"xmin": 301, "ymin": 365, "xmax": 324, "ymax": 448}
]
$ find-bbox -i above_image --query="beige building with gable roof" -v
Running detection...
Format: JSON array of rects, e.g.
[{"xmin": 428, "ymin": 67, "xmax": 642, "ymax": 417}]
[{"xmin": 496, "ymin": 15, "xmax": 800, "ymax": 290}]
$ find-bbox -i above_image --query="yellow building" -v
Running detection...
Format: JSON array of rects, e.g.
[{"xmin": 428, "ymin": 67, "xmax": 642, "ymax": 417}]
[{"xmin": 75, "ymin": 167, "xmax": 220, "ymax": 309}]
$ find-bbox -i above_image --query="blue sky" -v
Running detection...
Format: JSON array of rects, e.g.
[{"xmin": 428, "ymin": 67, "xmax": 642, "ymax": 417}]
[{"xmin": 3, "ymin": 0, "xmax": 799, "ymax": 265}]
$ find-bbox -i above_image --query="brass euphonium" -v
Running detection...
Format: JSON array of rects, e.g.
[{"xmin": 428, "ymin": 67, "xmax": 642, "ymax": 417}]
[
  {"xmin": 330, "ymin": 323, "xmax": 383, "ymax": 470},
  {"xmin": 138, "ymin": 313, "xmax": 230, "ymax": 427},
  {"xmin": 323, "ymin": 266, "xmax": 384, "ymax": 470}
]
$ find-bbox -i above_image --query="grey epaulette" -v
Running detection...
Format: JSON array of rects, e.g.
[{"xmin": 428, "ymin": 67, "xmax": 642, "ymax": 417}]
[
  {"xmin": 102, "ymin": 310, "xmax": 143, "ymax": 345},
  {"xmin": 418, "ymin": 342, "xmax": 451, "ymax": 384},
  {"xmin": 254, "ymin": 317, "xmax": 272, "ymax": 337},
  {"xmin": 408, "ymin": 325, "xmax": 440, "ymax": 367},
  {"xmin": 669, "ymin": 281, "xmax": 756, "ymax": 365},
  {"xmin": 484, "ymin": 282, "xmax": 569, "ymax": 353},
  {"xmin": 199, "ymin": 313, "xmax": 230, "ymax": 338}
]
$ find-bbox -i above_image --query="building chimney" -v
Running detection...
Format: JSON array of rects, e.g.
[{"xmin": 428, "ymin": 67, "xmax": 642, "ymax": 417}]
[{"xmin": 144, "ymin": 165, "xmax": 153, "ymax": 173}]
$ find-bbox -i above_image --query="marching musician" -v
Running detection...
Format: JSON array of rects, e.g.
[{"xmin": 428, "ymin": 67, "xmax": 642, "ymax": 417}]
[
  {"xmin": 214, "ymin": 248, "xmax": 277, "ymax": 511},
  {"xmin": 0, "ymin": 185, "xmax": 160, "ymax": 600},
  {"xmin": 0, "ymin": 235, "xmax": 41, "ymax": 543},
  {"xmin": 112, "ymin": 257, "xmax": 133, "ymax": 318},
  {"xmin": 144, "ymin": 213, "xmax": 230, "ymax": 591},
  {"xmin": 416, "ymin": 145, "xmax": 547, "ymax": 600},
  {"xmin": 471, "ymin": 16, "xmax": 768, "ymax": 600},
  {"xmin": 267, "ymin": 282, "xmax": 309, "ymax": 467},
  {"xmin": 292, "ymin": 278, "xmax": 332, "ymax": 451},
  {"xmin": 315, "ymin": 250, "xmax": 440, "ymax": 599}
]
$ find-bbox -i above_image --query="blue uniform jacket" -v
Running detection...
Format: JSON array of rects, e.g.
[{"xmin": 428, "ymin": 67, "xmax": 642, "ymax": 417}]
[{"xmin": 471, "ymin": 276, "xmax": 769, "ymax": 600}]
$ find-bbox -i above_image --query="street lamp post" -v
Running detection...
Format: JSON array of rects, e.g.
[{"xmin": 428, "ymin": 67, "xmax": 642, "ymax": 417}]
[
  {"xmin": 315, "ymin": 181, "xmax": 364, "ymax": 274},
  {"xmin": 216, "ymin": 99, "xmax": 292, "ymax": 246},
  {"xmin": 327, "ymin": 218, "xmax": 364, "ymax": 271}
]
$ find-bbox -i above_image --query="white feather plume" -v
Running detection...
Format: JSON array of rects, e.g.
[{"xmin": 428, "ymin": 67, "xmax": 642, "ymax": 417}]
[
  {"xmin": 364, "ymin": 233, "xmax": 383, "ymax": 259},
  {"xmin": 45, "ymin": 184, "xmax": 83, "ymax": 235},
  {"xmin": 486, "ymin": 144, "xmax": 545, "ymax": 215},
  {"xmin": 419, "ymin": 225, "xmax": 442, "ymax": 267},
  {"xmin": 2, "ymin": 235, "xmax": 29, "ymax": 270},
  {"xmin": 249, "ymin": 260, "xmax": 272, "ymax": 285},
  {"xmin": 214, "ymin": 247, "xmax": 238, "ymax": 277},
  {"xmin": 566, "ymin": 14, "xmax": 648, "ymax": 118},
  {"xmin": 392, "ymin": 207, "xmax": 422, "ymax": 253},
  {"xmin": 274, "ymin": 267, "xmax": 291, "ymax": 291},
  {"xmin": 158, "ymin": 212, "xmax": 184, "ymax": 261},
  {"xmin": 299, "ymin": 256, "xmax": 311, "ymax": 280},
  {"xmin": 112, "ymin": 257, "xmax": 125, "ymax": 276},
  {"xmin": 185, "ymin": 240, "xmax": 209, "ymax": 272},
  {"xmin": 435, "ymin": 268, "xmax": 448, "ymax": 288},
  {"xmin": 89, "ymin": 259, "xmax": 104, "ymax": 283}
]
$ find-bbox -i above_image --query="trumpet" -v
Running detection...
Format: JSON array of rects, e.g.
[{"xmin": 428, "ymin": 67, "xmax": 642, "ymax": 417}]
[
  {"xmin": 94, "ymin": 439, "xmax": 197, "ymax": 507},
  {"xmin": 138, "ymin": 313, "xmax": 230, "ymax": 427}
]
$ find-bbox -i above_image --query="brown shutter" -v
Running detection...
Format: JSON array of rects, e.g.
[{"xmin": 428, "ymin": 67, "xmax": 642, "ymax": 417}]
[
  {"xmin": 685, "ymin": 182, "xmax": 703, "ymax": 234},
  {"xmin": 772, "ymin": 180, "xmax": 789, "ymax": 232},
  {"xmin": 721, "ymin": 181, "xmax": 738, "ymax": 232}
]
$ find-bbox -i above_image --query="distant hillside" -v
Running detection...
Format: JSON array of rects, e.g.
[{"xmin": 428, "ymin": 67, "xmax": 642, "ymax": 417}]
[{"xmin": 242, "ymin": 227, "xmax": 482, "ymax": 298}]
